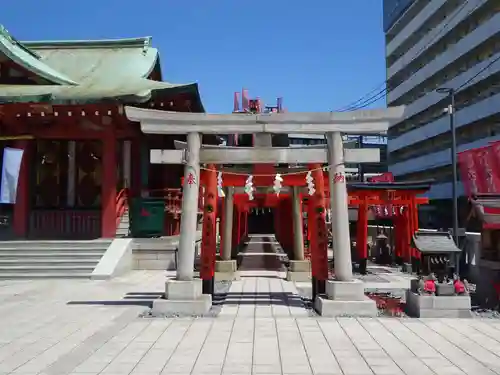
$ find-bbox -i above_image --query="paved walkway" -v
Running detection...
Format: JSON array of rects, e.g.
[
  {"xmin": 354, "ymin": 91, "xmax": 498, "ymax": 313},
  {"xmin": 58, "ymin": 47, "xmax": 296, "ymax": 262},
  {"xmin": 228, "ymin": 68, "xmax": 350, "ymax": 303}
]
[
  {"xmin": 237, "ymin": 235, "xmax": 287, "ymax": 272},
  {"xmin": 2, "ymin": 272, "xmax": 500, "ymax": 375}
]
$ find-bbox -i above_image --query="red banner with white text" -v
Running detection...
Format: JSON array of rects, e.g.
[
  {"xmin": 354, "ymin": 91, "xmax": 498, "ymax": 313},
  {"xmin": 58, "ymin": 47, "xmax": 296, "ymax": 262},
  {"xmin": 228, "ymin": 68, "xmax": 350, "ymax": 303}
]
[
  {"xmin": 460, "ymin": 143, "xmax": 500, "ymax": 228},
  {"xmin": 458, "ymin": 148, "xmax": 483, "ymax": 196},
  {"xmin": 475, "ymin": 145, "xmax": 500, "ymax": 194}
]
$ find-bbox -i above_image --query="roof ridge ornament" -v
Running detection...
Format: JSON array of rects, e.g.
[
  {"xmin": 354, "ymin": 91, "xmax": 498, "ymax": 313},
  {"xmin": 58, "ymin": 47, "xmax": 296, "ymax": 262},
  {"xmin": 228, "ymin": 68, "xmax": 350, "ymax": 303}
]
[
  {"xmin": 142, "ymin": 37, "xmax": 151, "ymax": 55},
  {"xmin": 0, "ymin": 25, "xmax": 13, "ymax": 42}
]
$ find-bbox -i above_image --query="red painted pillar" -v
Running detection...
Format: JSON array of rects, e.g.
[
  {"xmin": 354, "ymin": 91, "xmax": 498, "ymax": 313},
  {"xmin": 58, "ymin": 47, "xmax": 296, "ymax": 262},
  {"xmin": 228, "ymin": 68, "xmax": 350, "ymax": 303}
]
[
  {"xmin": 130, "ymin": 138, "xmax": 141, "ymax": 198},
  {"xmin": 309, "ymin": 164, "xmax": 329, "ymax": 298},
  {"xmin": 201, "ymin": 164, "xmax": 217, "ymax": 294},
  {"xmin": 12, "ymin": 140, "xmax": 31, "ymax": 238},
  {"xmin": 411, "ymin": 196, "xmax": 420, "ymax": 263},
  {"xmin": 280, "ymin": 203, "xmax": 288, "ymax": 249},
  {"xmin": 238, "ymin": 210, "xmax": 243, "ymax": 243},
  {"xmin": 219, "ymin": 199, "xmax": 225, "ymax": 258},
  {"xmin": 407, "ymin": 198, "xmax": 416, "ymax": 262},
  {"xmin": 101, "ymin": 133, "xmax": 117, "ymax": 238},
  {"xmin": 236, "ymin": 206, "xmax": 241, "ymax": 247},
  {"xmin": 274, "ymin": 204, "xmax": 281, "ymax": 243},
  {"xmin": 232, "ymin": 205, "xmax": 239, "ymax": 252},
  {"xmin": 393, "ymin": 214, "xmax": 402, "ymax": 262},
  {"xmin": 284, "ymin": 198, "xmax": 294, "ymax": 253},
  {"xmin": 402, "ymin": 207, "xmax": 411, "ymax": 263},
  {"xmin": 356, "ymin": 197, "xmax": 368, "ymax": 274},
  {"xmin": 244, "ymin": 210, "xmax": 248, "ymax": 237}
]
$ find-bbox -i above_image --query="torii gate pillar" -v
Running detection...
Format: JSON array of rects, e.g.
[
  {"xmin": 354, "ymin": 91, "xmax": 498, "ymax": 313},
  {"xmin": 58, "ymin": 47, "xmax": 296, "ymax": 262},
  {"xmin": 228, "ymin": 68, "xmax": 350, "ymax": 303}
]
[
  {"xmin": 151, "ymin": 132, "xmax": 211, "ymax": 315},
  {"xmin": 314, "ymin": 131, "xmax": 378, "ymax": 316}
]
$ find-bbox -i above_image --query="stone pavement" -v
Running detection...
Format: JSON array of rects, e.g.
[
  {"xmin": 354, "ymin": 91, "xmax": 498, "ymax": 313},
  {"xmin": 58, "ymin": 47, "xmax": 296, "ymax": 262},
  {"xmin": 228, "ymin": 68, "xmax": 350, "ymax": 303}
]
[
  {"xmin": 1, "ymin": 272, "xmax": 500, "ymax": 375},
  {"xmin": 237, "ymin": 235, "xmax": 287, "ymax": 272}
]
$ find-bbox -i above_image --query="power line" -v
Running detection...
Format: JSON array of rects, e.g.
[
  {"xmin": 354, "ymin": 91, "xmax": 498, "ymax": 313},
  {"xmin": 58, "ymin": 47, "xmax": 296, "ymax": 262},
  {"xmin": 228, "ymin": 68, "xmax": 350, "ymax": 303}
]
[
  {"xmin": 334, "ymin": 84, "xmax": 386, "ymax": 112},
  {"xmin": 339, "ymin": 88, "xmax": 387, "ymax": 112},
  {"xmin": 333, "ymin": 0, "xmax": 478, "ymax": 112},
  {"xmin": 455, "ymin": 53, "xmax": 500, "ymax": 92}
]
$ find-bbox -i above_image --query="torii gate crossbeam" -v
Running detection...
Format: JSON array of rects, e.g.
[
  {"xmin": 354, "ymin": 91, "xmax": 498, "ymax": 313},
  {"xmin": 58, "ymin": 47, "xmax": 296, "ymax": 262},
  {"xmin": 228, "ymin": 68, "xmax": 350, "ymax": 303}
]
[{"xmin": 124, "ymin": 105, "xmax": 406, "ymax": 317}]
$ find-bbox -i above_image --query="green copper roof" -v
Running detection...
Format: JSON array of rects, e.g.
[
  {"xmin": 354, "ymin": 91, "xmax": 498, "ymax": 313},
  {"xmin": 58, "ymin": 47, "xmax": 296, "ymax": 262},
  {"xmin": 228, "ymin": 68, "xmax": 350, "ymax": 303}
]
[
  {"xmin": 0, "ymin": 26, "xmax": 77, "ymax": 85},
  {"xmin": 23, "ymin": 37, "xmax": 159, "ymax": 83},
  {"xmin": 0, "ymin": 26, "xmax": 204, "ymax": 111}
]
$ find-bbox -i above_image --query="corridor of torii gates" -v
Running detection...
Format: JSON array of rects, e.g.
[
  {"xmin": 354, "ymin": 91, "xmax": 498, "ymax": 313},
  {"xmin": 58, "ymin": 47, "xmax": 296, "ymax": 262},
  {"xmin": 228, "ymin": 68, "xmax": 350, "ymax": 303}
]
[{"xmin": 125, "ymin": 106, "xmax": 431, "ymax": 317}]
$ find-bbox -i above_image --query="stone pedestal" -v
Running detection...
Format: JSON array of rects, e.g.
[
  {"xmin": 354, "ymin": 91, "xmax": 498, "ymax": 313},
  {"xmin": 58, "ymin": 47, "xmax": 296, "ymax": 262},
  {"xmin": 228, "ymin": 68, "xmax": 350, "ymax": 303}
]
[
  {"xmin": 286, "ymin": 260, "xmax": 311, "ymax": 281},
  {"xmin": 314, "ymin": 279, "xmax": 378, "ymax": 317},
  {"xmin": 402, "ymin": 263, "xmax": 412, "ymax": 273},
  {"xmin": 152, "ymin": 279, "xmax": 211, "ymax": 316},
  {"xmin": 406, "ymin": 291, "xmax": 472, "ymax": 318},
  {"xmin": 214, "ymin": 259, "xmax": 240, "ymax": 281}
]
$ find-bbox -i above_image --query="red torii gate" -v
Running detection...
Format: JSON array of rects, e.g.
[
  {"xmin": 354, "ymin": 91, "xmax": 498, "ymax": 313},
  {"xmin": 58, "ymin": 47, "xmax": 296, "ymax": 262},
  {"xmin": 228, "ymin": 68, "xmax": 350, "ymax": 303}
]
[
  {"xmin": 348, "ymin": 181, "xmax": 431, "ymax": 273},
  {"xmin": 189, "ymin": 166, "xmax": 432, "ymax": 293}
]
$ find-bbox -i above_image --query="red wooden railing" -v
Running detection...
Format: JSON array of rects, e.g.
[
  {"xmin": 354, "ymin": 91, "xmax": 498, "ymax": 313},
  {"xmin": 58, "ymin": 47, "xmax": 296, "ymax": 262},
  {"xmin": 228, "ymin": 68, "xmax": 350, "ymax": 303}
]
[
  {"xmin": 147, "ymin": 188, "xmax": 203, "ymax": 213},
  {"xmin": 29, "ymin": 210, "xmax": 101, "ymax": 239},
  {"xmin": 115, "ymin": 188, "xmax": 129, "ymax": 228},
  {"xmin": 144, "ymin": 188, "xmax": 204, "ymax": 236}
]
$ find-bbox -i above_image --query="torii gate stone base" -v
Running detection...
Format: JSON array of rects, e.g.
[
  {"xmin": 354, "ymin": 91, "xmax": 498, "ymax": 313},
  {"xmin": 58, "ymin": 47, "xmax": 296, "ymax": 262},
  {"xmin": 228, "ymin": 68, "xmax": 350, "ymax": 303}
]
[{"xmin": 126, "ymin": 106, "xmax": 405, "ymax": 317}]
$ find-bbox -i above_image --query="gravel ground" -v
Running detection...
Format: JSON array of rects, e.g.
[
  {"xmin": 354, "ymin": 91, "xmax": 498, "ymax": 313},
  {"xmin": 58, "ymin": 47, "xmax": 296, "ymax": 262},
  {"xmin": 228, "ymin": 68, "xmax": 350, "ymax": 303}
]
[
  {"xmin": 471, "ymin": 308, "xmax": 500, "ymax": 319},
  {"xmin": 140, "ymin": 280, "xmax": 233, "ymax": 318}
]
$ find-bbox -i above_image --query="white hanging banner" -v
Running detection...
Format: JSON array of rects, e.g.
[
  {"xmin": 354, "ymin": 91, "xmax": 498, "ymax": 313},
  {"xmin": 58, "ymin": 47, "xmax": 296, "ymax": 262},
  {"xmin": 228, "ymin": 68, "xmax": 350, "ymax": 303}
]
[{"xmin": 0, "ymin": 147, "xmax": 24, "ymax": 204}]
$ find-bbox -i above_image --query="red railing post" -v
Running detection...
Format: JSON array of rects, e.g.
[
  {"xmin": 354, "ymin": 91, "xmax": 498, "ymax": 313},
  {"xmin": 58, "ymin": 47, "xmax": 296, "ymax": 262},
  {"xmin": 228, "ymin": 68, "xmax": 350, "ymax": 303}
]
[{"xmin": 200, "ymin": 165, "xmax": 217, "ymax": 295}]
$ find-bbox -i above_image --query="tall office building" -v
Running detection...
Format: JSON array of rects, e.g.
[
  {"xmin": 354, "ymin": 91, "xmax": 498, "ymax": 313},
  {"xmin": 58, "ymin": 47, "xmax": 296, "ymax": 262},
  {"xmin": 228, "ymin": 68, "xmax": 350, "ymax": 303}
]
[{"xmin": 384, "ymin": 0, "xmax": 500, "ymax": 227}]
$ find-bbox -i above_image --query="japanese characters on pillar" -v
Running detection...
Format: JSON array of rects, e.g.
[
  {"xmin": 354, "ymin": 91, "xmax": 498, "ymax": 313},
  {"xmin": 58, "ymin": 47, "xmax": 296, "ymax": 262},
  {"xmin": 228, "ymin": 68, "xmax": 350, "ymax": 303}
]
[
  {"xmin": 186, "ymin": 169, "xmax": 197, "ymax": 187},
  {"xmin": 200, "ymin": 165, "xmax": 217, "ymax": 289},
  {"xmin": 309, "ymin": 164, "xmax": 329, "ymax": 283},
  {"xmin": 356, "ymin": 193, "xmax": 368, "ymax": 272},
  {"xmin": 410, "ymin": 195, "xmax": 420, "ymax": 260},
  {"xmin": 333, "ymin": 172, "xmax": 345, "ymax": 185},
  {"xmin": 402, "ymin": 200, "xmax": 411, "ymax": 263}
]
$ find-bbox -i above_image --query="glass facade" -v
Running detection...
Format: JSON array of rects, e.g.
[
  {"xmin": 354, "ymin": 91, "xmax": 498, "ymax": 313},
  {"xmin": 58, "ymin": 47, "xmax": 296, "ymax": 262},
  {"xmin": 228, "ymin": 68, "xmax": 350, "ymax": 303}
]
[{"xmin": 383, "ymin": 0, "xmax": 413, "ymax": 32}]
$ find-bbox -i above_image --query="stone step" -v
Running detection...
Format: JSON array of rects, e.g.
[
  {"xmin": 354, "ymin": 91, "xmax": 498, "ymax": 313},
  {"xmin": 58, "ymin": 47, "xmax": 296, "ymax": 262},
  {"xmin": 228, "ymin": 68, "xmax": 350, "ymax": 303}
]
[
  {"xmin": 0, "ymin": 239, "xmax": 111, "ymax": 249},
  {"xmin": 0, "ymin": 259, "xmax": 99, "ymax": 267},
  {"xmin": 0, "ymin": 240, "xmax": 111, "ymax": 279},
  {"xmin": 0, "ymin": 265, "xmax": 95, "ymax": 273},
  {"xmin": 0, "ymin": 252, "xmax": 103, "ymax": 259},
  {"xmin": 0, "ymin": 273, "xmax": 93, "ymax": 279},
  {"xmin": 0, "ymin": 247, "xmax": 108, "ymax": 253}
]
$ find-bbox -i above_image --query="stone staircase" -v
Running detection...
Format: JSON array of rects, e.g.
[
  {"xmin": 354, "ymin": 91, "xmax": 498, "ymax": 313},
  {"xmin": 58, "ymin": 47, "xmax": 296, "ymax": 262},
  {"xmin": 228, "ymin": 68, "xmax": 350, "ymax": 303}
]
[
  {"xmin": 0, "ymin": 239, "xmax": 112, "ymax": 279},
  {"xmin": 116, "ymin": 208, "xmax": 130, "ymax": 237}
]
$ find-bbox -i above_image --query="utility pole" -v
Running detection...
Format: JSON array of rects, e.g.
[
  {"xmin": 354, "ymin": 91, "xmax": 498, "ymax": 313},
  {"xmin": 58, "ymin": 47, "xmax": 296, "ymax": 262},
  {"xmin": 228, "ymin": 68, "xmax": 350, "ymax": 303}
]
[{"xmin": 437, "ymin": 87, "xmax": 460, "ymax": 274}]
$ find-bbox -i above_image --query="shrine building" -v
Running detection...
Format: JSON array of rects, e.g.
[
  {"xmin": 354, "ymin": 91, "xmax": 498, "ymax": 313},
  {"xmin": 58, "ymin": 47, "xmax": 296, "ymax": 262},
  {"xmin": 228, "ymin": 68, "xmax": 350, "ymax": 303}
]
[{"xmin": 0, "ymin": 25, "xmax": 217, "ymax": 240}]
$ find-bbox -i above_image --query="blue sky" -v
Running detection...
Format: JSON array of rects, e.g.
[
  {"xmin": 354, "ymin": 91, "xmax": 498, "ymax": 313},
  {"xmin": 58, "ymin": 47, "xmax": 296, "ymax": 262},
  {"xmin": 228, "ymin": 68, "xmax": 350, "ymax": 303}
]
[{"xmin": 3, "ymin": 0, "xmax": 386, "ymax": 113}]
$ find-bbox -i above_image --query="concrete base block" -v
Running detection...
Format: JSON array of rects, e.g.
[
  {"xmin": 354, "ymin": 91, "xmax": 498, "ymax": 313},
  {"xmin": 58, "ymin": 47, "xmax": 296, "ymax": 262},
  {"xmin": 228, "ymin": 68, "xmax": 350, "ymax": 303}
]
[
  {"xmin": 151, "ymin": 278, "xmax": 212, "ymax": 316},
  {"xmin": 286, "ymin": 271, "xmax": 311, "ymax": 281},
  {"xmin": 314, "ymin": 296, "xmax": 378, "ymax": 317},
  {"xmin": 215, "ymin": 260, "xmax": 237, "ymax": 272},
  {"xmin": 406, "ymin": 291, "xmax": 472, "ymax": 318},
  {"xmin": 286, "ymin": 260, "xmax": 311, "ymax": 281},
  {"xmin": 326, "ymin": 279, "xmax": 365, "ymax": 301},
  {"xmin": 152, "ymin": 295, "xmax": 212, "ymax": 316},
  {"xmin": 289, "ymin": 260, "xmax": 311, "ymax": 272},
  {"xmin": 214, "ymin": 271, "xmax": 240, "ymax": 281},
  {"xmin": 402, "ymin": 263, "xmax": 412, "ymax": 273},
  {"xmin": 165, "ymin": 279, "xmax": 203, "ymax": 300},
  {"xmin": 436, "ymin": 283, "xmax": 455, "ymax": 296},
  {"xmin": 314, "ymin": 279, "xmax": 377, "ymax": 317}
]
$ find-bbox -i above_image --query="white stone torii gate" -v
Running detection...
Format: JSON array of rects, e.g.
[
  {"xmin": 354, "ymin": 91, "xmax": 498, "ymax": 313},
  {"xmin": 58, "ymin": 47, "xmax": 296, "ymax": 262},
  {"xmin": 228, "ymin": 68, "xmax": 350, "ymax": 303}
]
[{"xmin": 125, "ymin": 105, "xmax": 405, "ymax": 317}]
